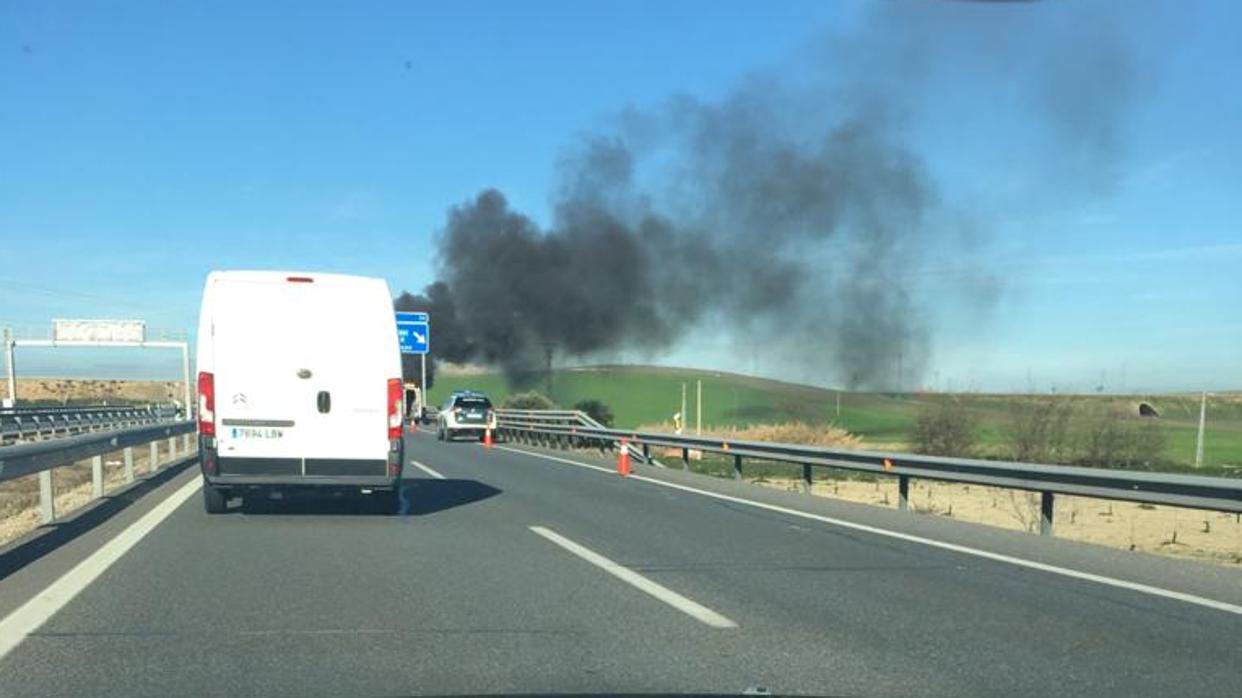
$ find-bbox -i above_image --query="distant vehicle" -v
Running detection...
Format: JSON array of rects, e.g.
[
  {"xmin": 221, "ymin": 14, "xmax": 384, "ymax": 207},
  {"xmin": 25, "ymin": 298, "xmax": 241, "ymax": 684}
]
[
  {"xmin": 403, "ymin": 382, "xmax": 425, "ymax": 425},
  {"xmin": 194, "ymin": 271, "xmax": 405, "ymax": 514},
  {"xmin": 437, "ymin": 391, "xmax": 496, "ymax": 441}
]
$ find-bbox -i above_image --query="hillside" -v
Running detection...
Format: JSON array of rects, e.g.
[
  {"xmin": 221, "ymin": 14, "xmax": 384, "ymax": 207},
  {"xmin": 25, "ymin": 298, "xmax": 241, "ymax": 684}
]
[
  {"xmin": 6, "ymin": 378, "xmax": 184, "ymax": 405},
  {"xmin": 430, "ymin": 365, "xmax": 1242, "ymax": 469}
]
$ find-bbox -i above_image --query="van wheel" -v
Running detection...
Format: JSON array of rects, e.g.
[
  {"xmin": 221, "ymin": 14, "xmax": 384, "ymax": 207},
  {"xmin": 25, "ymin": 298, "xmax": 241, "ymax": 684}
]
[{"xmin": 203, "ymin": 483, "xmax": 227, "ymax": 514}]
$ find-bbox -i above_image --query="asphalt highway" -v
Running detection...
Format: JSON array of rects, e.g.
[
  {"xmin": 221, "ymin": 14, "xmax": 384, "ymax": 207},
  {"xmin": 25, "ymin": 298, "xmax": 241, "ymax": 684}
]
[{"xmin": 0, "ymin": 428, "xmax": 1238, "ymax": 697}]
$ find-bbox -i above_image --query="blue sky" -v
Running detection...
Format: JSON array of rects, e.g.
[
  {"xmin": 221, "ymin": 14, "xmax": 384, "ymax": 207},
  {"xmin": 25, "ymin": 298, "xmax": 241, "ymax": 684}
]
[{"xmin": 1, "ymin": 1, "xmax": 1239, "ymax": 392}]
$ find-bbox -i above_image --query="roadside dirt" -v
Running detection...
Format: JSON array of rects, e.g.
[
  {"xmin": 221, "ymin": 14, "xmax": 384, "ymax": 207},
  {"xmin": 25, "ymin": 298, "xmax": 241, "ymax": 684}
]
[
  {"xmin": 0, "ymin": 438, "xmax": 197, "ymax": 546},
  {"xmin": 751, "ymin": 476, "xmax": 1242, "ymax": 567}
]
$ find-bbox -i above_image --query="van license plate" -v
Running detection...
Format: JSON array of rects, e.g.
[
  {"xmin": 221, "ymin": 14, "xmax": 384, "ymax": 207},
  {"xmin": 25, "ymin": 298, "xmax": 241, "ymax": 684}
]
[{"xmin": 231, "ymin": 427, "xmax": 284, "ymax": 439}]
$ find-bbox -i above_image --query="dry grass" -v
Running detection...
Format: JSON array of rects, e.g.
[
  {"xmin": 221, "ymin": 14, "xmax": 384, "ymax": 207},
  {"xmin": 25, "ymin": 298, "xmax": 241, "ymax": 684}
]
[
  {"xmin": 12, "ymin": 378, "xmax": 185, "ymax": 404},
  {"xmin": 637, "ymin": 421, "xmax": 860, "ymax": 449}
]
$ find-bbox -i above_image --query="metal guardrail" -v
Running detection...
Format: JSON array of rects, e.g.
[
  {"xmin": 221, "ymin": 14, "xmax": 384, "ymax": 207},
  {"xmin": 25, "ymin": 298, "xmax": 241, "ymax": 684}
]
[
  {"xmin": 496, "ymin": 410, "xmax": 1242, "ymax": 537},
  {"xmin": 496, "ymin": 409, "xmax": 656, "ymax": 466},
  {"xmin": 0, "ymin": 421, "xmax": 196, "ymax": 525},
  {"xmin": 0, "ymin": 405, "xmax": 179, "ymax": 445}
]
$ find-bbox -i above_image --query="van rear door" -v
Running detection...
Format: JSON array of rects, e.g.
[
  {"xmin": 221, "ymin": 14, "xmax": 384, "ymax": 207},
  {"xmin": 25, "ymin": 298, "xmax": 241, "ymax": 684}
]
[
  {"xmin": 212, "ymin": 277, "xmax": 322, "ymax": 468},
  {"xmin": 296, "ymin": 278, "xmax": 393, "ymax": 469}
]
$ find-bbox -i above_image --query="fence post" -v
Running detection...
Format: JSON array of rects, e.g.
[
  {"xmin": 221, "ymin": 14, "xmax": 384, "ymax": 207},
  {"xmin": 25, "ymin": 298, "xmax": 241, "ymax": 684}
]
[
  {"xmin": 733, "ymin": 454, "xmax": 742, "ymax": 480},
  {"xmin": 802, "ymin": 464, "xmax": 813, "ymax": 494},
  {"xmin": 898, "ymin": 475, "xmax": 910, "ymax": 511},
  {"xmin": 124, "ymin": 446, "xmax": 135, "ymax": 483},
  {"xmin": 1040, "ymin": 491, "xmax": 1055, "ymax": 536},
  {"xmin": 150, "ymin": 441, "xmax": 159, "ymax": 473},
  {"xmin": 39, "ymin": 470, "xmax": 56, "ymax": 524},
  {"xmin": 91, "ymin": 455, "xmax": 104, "ymax": 499}
]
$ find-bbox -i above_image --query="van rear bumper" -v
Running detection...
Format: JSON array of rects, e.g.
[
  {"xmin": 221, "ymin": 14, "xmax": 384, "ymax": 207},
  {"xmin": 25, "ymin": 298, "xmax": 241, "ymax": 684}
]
[
  {"xmin": 205, "ymin": 473, "xmax": 400, "ymax": 490},
  {"xmin": 200, "ymin": 438, "xmax": 403, "ymax": 490}
]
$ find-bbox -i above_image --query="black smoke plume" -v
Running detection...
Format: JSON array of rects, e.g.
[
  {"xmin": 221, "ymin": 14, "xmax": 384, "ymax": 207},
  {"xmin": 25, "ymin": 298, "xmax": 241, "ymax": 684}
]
[{"xmin": 404, "ymin": 3, "xmax": 1145, "ymax": 389}]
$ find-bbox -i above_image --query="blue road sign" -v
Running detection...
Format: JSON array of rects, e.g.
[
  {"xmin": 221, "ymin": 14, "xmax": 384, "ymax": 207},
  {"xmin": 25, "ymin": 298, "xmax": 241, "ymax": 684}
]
[{"xmin": 395, "ymin": 312, "xmax": 429, "ymax": 355}]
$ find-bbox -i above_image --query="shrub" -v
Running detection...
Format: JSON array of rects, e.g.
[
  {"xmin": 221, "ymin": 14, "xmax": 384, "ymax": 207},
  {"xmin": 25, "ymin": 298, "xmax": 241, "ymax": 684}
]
[
  {"xmin": 1006, "ymin": 399, "xmax": 1074, "ymax": 463},
  {"xmin": 573, "ymin": 399, "xmax": 615, "ymax": 427},
  {"xmin": 502, "ymin": 391, "xmax": 557, "ymax": 410},
  {"xmin": 1080, "ymin": 408, "xmax": 1168, "ymax": 469},
  {"xmin": 911, "ymin": 401, "xmax": 979, "ymax": 457}
]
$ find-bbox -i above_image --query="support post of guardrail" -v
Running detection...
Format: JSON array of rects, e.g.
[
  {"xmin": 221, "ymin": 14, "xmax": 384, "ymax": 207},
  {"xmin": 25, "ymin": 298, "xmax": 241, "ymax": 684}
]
[
  {"xmin": 150, "ymin": 441, "xmax": 159, "ymax": 473},
  {"xmin": 1040, "ymin": 491, "xmax": 1055, "ymax": 536},
  {"xmin": 123, "ymin": 446, "xmax": 134, "ymax": 483},
  {"xmin": 802, "ymin": 464, "xmax": 813, "ymax": 494},
  {"xmin": 91, "ymin": 455, "xmax": 104, "ymax": 499},
  {"xmin": 733, "ymin": 454, "xmax": 742, "ymax": 480},
  {"xmin": 39, "ymin": 471, "xmax": 56, "ymax": 524},
  {"xmin": 681, "ymin": 448, "xmax": 689, "ymax": 470},
  {"xmin": 898, "ymin": 475, "xmax": 910, "ymax": 511},
  {"xmin": 168, "ymin": 436, "xmax": 177, "ymax": 461},
  {"xmin": 643, "ymin": 443, "xmax": 650, "ymax": 464}
]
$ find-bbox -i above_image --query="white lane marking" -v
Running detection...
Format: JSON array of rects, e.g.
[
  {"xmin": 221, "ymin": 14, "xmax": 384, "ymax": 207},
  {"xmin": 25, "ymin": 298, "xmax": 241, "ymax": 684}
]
[
  {"xmin": 407, "ymin": 459, "xmax": 445, "ymax": 479},
  {"xmin": 529, "ymin": 525, "xmax": 737, "ymax": 629},
  {"xmin": 496, "ymin": 445, "xmax": 611, "ymax": 474},
  {"xmin": 0, "ymin": 476, "xmax": 203, "ymax": 661},
  {"xmin": 498, "ymin": 446, "xmax": 1242, "ymax": 617}
]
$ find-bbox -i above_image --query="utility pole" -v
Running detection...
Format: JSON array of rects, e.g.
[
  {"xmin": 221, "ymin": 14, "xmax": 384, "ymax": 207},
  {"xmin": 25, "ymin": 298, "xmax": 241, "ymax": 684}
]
[
  {"xmin": 696, "ymin": 379, "xmax": 702, "ymax": 436},
  {"xmin": 835, "ymin": 389, "xmax": 841, "ymax": 419},
  {"xmin": 896, "ymin": 353, "xmax": 903, "ymax": 394},
  {"xmin": 1195, "ymin": 391, "xmax": 1207, "ymax": 468},
  {"xmin": 4, "ymin": 328, "xmax": 16, "ymax": 407},
  {"xmin": 681, "ymin": 382, "xmax": 687, "ymax": 434},
  {"xmin": 180, "ymin": 343, "xmax": 191, "ymax": 420}
]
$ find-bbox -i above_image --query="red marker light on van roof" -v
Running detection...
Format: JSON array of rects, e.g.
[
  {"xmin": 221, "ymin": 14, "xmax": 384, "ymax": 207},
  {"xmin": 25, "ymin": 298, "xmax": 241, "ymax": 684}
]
[{"xmin": 286, "ymin": 276, "xmax": 314, "ymax": 283}]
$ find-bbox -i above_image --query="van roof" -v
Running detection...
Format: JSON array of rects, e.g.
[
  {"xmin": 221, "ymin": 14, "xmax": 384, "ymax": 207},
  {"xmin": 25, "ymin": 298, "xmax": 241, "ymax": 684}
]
[{"xmin": 206, "ymin": 270, "xmax": 388, "ymax": 286}]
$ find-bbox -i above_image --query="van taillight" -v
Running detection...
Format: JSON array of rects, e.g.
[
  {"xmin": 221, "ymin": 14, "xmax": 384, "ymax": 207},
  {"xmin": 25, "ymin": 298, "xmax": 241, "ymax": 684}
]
[
  {"xmin": 387, "ymin": 378, "xmax": 403, "ymax": 439},
  {"xmin": 198, "ymin": 371, "xmax": 215, "ymax": 436}
]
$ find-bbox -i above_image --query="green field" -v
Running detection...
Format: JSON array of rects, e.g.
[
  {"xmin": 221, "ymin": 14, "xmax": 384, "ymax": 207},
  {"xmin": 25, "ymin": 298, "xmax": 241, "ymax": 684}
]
[{"xmin": 430, "ymin": 365, "xmax": 1242, "ymax": 471}]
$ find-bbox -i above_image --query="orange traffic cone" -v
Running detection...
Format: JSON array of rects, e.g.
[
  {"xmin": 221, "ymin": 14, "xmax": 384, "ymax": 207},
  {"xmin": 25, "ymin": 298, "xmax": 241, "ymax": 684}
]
[
  {"xmin": 483, "ymin": 427, "xmax": 494, "ymax": 449},
  {"xmin": 617, "ymin": 438, "xmax": 631, "ymax": 476}
]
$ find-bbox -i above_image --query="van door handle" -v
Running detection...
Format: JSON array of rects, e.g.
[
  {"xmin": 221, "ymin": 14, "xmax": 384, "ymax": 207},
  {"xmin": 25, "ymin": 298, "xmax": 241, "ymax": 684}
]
[{"xmin": 317, "ymin": 391, "xmax": 331, "ymax": 414}]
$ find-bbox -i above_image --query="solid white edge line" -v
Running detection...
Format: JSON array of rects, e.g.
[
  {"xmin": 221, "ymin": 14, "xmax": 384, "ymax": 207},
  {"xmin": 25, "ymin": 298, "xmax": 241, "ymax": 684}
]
[
  {"xmin": 529, "ymin": 525, "xmax": 737, "ymax": 629},
  {"xmin": 0, "ymin": 476, "xmax": 204, "ymax": 661},
  {"xmin": 497, "ymin": 445, "xmax": 1242, "ymax": 617},
  {"xmin": 407, "ymin": 459, "xmax": 446, "ymax": 479}
]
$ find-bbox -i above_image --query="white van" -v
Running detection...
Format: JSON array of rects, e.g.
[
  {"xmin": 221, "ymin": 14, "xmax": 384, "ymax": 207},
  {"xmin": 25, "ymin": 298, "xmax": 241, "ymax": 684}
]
[{"xmin": 195, "ymin": 271, "xmax": 405, "ymax": 513}]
